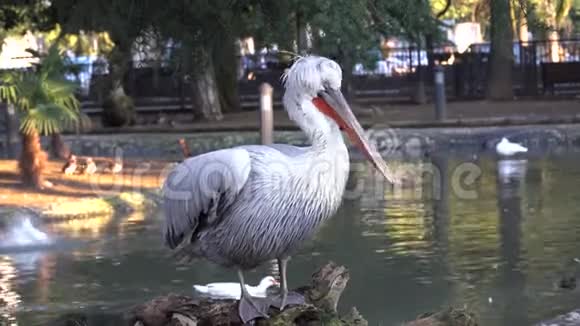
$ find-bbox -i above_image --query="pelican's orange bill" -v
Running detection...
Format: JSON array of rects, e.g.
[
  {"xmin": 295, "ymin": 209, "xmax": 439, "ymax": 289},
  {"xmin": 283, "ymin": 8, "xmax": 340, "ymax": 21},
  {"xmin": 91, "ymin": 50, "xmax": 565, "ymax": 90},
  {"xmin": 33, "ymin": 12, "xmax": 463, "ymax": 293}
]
[
  {"xmin": 312, "ymin": 97, "xmax": 347, "ymax": 130},
  {"xmin": 312, "ymin": 91, "xmax": 398, "ymax": 184}
]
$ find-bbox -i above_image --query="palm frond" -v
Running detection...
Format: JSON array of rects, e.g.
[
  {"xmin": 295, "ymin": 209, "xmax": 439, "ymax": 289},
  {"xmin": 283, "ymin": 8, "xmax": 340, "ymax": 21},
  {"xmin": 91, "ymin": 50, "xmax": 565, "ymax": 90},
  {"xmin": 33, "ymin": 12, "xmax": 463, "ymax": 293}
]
[
  {"xmin": 0, "ymin": 83, "xmax": 18, "ymax": 104},
  {"xmin": 42, "ymin": 78, "xmax": 77, "ymax": 97},
  {"xmin": 3, "ymin": 42, "xmax": 81, "ymax": 136},
  {"xmin": 20, "ymin": 102, "xmax": 79, "ymax": 135},
  {"xmin": 0, "ymin": 71, "xmax": 22, "ymax": 104}
]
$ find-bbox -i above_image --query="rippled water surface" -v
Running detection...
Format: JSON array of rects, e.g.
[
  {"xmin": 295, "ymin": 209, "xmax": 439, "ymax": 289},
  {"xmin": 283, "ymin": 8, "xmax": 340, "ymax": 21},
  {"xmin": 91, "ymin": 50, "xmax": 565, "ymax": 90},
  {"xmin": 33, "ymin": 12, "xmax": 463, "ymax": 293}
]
[{"xmin": 2, "ymin": 153, "xmax": 580, "ymax": 326}]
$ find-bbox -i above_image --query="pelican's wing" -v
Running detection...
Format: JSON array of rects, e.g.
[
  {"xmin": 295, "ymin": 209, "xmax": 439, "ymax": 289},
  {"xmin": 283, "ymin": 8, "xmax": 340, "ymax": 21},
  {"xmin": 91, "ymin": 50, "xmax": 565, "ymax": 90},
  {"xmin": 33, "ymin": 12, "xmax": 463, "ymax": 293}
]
[
  {"xmin": 162, "ymin": 148, "xmax": 252, "ymax": 249},
  {"xmin": 267, "ymin": 144, "xmax": 306, "ymax": 157},
  {"xmin": 241, "ymin": 143, "xmax": 306, "ymax": 157}
]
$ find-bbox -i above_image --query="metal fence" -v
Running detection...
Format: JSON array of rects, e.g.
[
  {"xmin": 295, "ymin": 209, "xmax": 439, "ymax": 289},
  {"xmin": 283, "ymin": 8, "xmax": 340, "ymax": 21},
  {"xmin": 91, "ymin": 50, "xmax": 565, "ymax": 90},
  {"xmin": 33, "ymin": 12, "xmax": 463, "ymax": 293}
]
[
  {"xmin": 4, "ymin": 39, "xmax": 580, "ymax": 117},
  {"xmin": 460, "ymin": 39, "xmax": 580, "ymax": 97}
]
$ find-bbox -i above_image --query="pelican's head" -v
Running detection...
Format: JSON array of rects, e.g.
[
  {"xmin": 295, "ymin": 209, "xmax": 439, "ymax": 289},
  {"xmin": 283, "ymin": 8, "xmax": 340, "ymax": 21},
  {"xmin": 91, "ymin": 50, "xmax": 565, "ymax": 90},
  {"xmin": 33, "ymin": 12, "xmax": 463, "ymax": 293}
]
[
  {"xmin": 283, "ymin": 56, "xmax": 398, "ymax": 184},
  {"xmin": 282, "ymin": 56, "xmax": 343, "ymax": 99}
]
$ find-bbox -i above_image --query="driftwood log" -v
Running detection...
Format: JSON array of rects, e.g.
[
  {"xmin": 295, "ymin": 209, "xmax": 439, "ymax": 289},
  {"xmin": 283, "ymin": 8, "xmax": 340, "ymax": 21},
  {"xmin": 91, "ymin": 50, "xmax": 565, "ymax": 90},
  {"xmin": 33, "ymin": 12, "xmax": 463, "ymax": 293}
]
[
  {"xmin": 48, "ymin": 262, "xmax": 480, "ymax": 326},
  {"xmin": 535, "ymin": 309, "xmax": 580, "ymax": 326},
  {"xmin": 125, "ymin": 262, "xmax": 362, "ymax": 326}
]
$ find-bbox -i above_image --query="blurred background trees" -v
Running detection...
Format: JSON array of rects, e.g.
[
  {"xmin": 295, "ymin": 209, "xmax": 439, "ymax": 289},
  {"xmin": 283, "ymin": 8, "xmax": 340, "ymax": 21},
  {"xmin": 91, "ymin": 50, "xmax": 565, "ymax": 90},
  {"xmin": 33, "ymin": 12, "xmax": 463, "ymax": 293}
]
[{"xmin": 1, "ymin": 0, "xmax": 580, "ymax": 123}]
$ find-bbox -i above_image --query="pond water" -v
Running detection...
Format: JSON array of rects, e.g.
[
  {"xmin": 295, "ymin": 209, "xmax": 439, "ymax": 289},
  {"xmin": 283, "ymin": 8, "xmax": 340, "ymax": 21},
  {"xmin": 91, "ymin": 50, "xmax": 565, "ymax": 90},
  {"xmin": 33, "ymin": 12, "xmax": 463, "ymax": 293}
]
[{"xmin": 2, "ymin": 152, "xmax": 580, "ymax": 326}]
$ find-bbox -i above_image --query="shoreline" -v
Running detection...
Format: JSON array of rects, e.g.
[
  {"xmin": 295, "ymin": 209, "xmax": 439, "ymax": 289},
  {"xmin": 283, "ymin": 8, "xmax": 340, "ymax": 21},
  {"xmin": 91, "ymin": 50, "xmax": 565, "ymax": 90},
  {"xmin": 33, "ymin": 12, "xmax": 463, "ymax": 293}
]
[
  {"xmin": 0, "ymin": 189, "xmax": 161, "ymax": 222},
  {"xmin": 58, "ymin": 123, "xmax": 580, "ymax": 161},
  {"xmin": 0, "ymin": 159, "xmax": 168, "ymax": 220},
  {"xmin": 83, "ymin": 114, "xmax": 580, "ymax": 134}
]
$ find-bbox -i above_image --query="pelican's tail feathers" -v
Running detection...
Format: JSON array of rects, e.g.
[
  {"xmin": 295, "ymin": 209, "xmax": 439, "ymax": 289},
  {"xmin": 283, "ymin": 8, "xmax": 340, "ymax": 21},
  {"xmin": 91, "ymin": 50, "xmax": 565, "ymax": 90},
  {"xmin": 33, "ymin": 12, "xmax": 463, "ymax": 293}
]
[{"xmin": 170, "ymin": 245, "xmax": 198, "ymax": 264}]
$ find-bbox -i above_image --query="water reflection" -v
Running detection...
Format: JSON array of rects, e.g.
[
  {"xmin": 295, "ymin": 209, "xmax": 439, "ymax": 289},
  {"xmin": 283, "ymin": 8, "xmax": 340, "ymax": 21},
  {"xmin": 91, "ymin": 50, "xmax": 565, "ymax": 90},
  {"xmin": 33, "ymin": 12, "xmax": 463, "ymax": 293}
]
[
  {"xmin": 497, "ymin": 159, "xmax": 528, "ymax": 185},
  {"xmin": 4, "ymin": 154, "xmax": 580, "ymax": 326},
  {"xmin": 47, "ymin": 215, "xmax": 113, "ymax": 238},
  {"xmin": 0, "ymin": 256, "xmax": 21, "ymax": 325}
]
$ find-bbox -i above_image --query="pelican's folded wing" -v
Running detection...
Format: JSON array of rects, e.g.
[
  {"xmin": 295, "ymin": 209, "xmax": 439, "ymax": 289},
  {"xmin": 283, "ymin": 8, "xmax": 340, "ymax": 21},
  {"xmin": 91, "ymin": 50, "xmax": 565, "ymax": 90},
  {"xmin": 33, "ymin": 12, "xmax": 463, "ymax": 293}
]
[{"xmin": 162, "ymin": 148, "xmax": 252, "ymax": 249}]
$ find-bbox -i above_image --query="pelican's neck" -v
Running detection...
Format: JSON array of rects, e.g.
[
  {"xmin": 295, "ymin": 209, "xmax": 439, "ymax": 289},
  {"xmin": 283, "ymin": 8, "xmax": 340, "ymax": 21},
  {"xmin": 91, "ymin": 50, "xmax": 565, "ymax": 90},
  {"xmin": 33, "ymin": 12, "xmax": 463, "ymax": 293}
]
[
  {"xmin": 283, "ymin": 90, "xmax": 350, "ymax": 205},
  {"xmin": 283, "ymin": 91, "xmax": 345, "ymax": 153}
]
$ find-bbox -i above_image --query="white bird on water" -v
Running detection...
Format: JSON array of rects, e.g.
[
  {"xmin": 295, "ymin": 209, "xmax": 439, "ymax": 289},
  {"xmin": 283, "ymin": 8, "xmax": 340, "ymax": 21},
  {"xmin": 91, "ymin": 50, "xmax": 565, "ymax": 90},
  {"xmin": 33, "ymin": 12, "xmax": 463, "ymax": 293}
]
[
  {"xmin": 193, "ymin": 276, "xmax": 279, "ymax": 300},
  {"xmin": 496, "ymin": 137, "xmax": 528, "ymax": 156}
]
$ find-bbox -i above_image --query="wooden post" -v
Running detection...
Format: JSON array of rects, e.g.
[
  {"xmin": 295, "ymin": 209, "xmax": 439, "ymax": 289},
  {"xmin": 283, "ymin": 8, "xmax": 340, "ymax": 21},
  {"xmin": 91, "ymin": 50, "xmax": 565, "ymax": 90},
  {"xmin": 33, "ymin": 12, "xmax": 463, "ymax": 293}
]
[
  {"xmin": 260, "ymin": 83, "xmax": 273, "ymax": 145},
  {"xmin": 260, "ymin": 82, "xmax": 278, "ymax": 280},
  {"xmin": 433, "ymin": 65, "xmax": 447, "ymax": 121}
]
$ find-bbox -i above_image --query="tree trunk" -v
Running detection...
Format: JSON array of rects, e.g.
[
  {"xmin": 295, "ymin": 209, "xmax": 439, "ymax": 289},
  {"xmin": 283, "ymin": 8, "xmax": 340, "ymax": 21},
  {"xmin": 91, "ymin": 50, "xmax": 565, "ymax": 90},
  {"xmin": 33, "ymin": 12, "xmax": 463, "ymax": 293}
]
[
  {"xmin": 337, "ymin": 49, "xmax": 356, "ymax": 103},
  {"xmin": 518, "ymin": 22, "xmax": 529, "ymax": 42},
  {"xmin": 414, "ymin": 43, "xmax": 427, "ymax": 104},
  {"xmin": 548, "ymin": 30, "xmax": 561, "ymax": 62},
  {"xmin": 542, "ymin": 0, "xmax": 573, "ymax": 62},
  {"xmin": 342, "ymin": 64, "xmax": 355, "ymax": 103},
  {"xmin": 191, "ymin": 48, "xmax": 223, "ymax": 121},
  {"xmin": 296, "ymin": 10, "xmax": 309, "ymax": 55},
  {"xmin": 414, "ymin": 65, "xmax": 427, "ymax": 104},
  {"xmin": 487, "ymin": 0, "xmax": 515, "ymax": 100},
  {"xmin": 19, "ymin": 129, "xmax": 48, "ymax": 189},
  {"xmin": 102, "ymin": 41, "xmax": 136, "ymax": 127},
  {"xmin": 213, "ymin": 33, "xmax": 241, "ymax": 113},
  {"xmin": 152, "ymin": 58, "xmax": 161, "ymax": 94},
  {"xmin": 514, "ymin": 2, "xmax": 529, "ymax": 42},
  {"xmin": 50, "ymin": 133, "xmax": 70, "ymax": 160},
  {"xmin": 425, "ymin": 34, "xmax": 436, "ymax": 70}
]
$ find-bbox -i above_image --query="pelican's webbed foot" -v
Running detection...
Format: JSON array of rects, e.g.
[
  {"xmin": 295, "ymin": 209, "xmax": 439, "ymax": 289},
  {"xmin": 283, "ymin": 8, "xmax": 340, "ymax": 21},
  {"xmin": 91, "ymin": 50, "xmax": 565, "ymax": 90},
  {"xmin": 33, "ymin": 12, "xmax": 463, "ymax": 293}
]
[
  {"xmin": 270, "ymin": 290, "xmax": 305, "ymax": 310},
  {"xmin": 238, "ymin": 295, "xmax": 270, "ymax": 323}
]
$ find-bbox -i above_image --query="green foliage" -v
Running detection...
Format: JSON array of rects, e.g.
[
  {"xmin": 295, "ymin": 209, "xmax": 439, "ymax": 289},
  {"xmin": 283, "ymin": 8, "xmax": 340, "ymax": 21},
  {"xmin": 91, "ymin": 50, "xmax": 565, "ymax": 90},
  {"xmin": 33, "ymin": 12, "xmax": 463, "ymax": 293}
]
[
  {"xmin": 249, "ymin": 0, "xmax": 436, "ymax": 69},
  {"xmin": 573, "ymin": 0, "xmax": 580, "ymax": 32},
  {"xmin": 0, "ymin": 1, "xmax": 55, "ymax": 51},
  {"xmin": 0, "ymin": 1, "xmax": 54, "ymax": 34},
  {"xmin": 311, "ymin": 0, "xmax": 382, "ymax": 65},
  {"xmin": 431, "ymin": 0, "xmax": 487, "ymax": 22},
  {"xmin": 0, "ymin": 44, "xmax": 80, "ymax": 135},
  {"xmin": 51, "ymin": 0, "xmax": 151, "ymax": 46},
  {"xmin": 36, "ymin": 0, "xmax": 438, "ymax": 72}
]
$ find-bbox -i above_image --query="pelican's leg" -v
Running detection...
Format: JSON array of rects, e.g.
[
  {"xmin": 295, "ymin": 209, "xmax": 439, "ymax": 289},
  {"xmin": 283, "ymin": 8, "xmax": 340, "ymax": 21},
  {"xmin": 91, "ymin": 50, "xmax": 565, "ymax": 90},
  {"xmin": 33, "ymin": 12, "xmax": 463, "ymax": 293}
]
[
  {"xmin": 278, "ymin": 257, "xmax": 289, "ymax": 308},
  {"xmin": 272, "ymin": 257, "xmax": 305, "ymax": 310},
  {"xmin": 237, "ymin": 269, "xmax": 269, "ymax": 323}
]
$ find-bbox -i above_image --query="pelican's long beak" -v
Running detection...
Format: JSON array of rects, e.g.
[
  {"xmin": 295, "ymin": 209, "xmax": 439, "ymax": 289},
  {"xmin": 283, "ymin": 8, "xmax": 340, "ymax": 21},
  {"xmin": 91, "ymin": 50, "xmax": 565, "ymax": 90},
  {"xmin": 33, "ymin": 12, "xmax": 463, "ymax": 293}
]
[{"xmin": 314, "ymin": 89, "xmax": 398, "ymax": 184}]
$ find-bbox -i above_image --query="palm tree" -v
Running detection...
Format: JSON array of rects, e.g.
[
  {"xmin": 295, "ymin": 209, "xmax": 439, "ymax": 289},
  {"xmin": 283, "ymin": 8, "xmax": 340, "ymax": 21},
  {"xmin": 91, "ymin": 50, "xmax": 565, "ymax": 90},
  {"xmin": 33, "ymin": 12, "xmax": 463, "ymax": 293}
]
[{"xmin": 0, "ymin": 45, "xmax": 80, "ymax": 189}]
